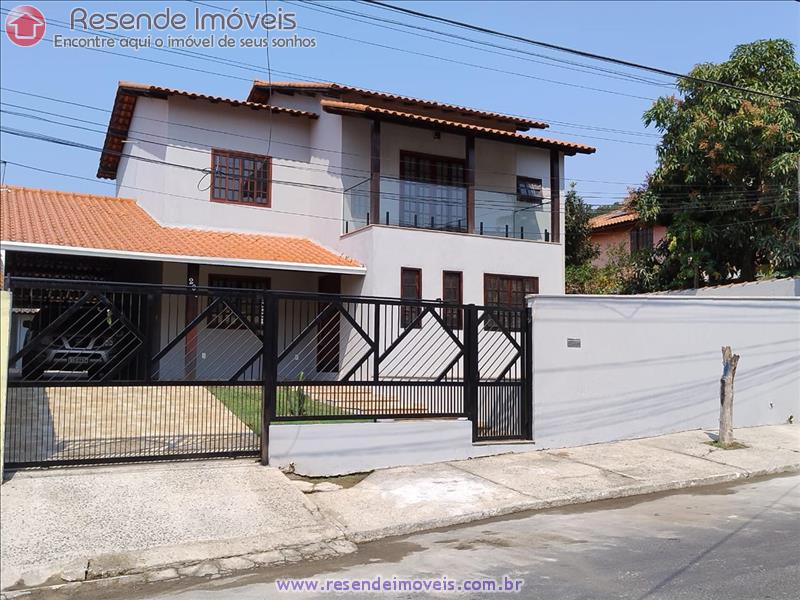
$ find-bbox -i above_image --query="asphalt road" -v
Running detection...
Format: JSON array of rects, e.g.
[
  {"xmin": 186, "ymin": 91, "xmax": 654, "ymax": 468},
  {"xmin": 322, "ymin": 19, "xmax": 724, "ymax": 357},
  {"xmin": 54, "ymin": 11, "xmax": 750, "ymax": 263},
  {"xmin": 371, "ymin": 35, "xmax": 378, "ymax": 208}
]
[{"xmin": 52, "ymin": 473, "xmax": 800, "ymax": 600}]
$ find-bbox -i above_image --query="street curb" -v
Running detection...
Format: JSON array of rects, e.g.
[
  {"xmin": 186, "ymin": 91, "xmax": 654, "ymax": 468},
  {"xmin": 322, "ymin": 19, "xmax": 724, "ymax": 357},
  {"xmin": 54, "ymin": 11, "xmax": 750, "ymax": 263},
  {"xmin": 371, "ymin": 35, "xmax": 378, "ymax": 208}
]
[
  {"xmin": 2, "ymin": 463, "xmax": 796, "ymax": 598},
  {"xmin": 325, "ymin": 463, "xmax": 800, "ymax": 543},
  {"xmin": 0, "ymin": 537, "xmax": 357, "ymax": 599}
]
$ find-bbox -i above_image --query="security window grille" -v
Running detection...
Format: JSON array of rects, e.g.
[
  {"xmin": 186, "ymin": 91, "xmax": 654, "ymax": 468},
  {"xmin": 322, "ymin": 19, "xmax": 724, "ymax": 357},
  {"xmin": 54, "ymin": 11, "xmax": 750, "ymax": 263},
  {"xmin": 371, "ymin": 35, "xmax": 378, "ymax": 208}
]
[
  {"xmin": 442, "ymin": 271, "xmax": 463, "ymax": 330},
  {"xmin": 516, "ymin": 176, "xmax": 544, "ymax": 204},
  {"xmin": 630, "ymin": 227, "xmax": 654, "ymax": 253},
  {"xmin": 207, "ymin": 275, "xmax": 270, "ymax": 330},
  {"xmin": 484, "ymin": 274, "xmax": 538, "ymax": 331},
  {"xmin": 400, "ymin": 268, "xmax": 422, "ymax": 328},
  {"xmin": 211, "ymin": 149, "xmax": 271, "ymax": 206}
]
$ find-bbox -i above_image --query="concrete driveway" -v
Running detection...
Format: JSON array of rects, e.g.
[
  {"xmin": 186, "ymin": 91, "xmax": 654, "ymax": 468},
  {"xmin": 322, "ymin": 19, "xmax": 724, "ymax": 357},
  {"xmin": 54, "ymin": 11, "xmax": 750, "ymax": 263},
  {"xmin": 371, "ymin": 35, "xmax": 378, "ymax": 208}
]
[
  {"xmin": 0, "ymin": 460, "xmax": 352, "ymax": 591},
  {"xmin": 3, "ymin": 386, "xmax": 254, "ymax": 464}
]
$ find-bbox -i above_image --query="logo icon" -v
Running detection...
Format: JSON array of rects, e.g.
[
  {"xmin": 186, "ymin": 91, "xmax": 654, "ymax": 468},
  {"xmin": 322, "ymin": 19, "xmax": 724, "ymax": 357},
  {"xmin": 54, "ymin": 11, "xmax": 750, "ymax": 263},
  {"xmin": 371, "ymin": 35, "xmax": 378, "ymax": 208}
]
[{"xmin": 5, "ymin": 5, "xmax": 45, "ymax": 47}]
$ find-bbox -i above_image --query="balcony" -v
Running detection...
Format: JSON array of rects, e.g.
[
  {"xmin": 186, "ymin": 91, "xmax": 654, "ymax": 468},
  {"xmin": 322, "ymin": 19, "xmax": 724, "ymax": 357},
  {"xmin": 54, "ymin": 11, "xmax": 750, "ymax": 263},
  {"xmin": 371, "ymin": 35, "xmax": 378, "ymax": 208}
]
[{"xmin": 343, "ymin": 176, "xmax": 553, "ymax": 242}]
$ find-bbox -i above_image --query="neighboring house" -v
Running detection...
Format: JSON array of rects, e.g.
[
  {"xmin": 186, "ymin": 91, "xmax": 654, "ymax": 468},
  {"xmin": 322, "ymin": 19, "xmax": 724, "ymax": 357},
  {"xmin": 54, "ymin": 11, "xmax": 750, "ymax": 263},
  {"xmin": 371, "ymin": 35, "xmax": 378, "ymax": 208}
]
[
  {"xmin": 1, "ymin": 79, "xmax": 595, "ymax": 381},
  {"xmin": 589, "ymin": 207, "xmax": 666, "ymax": 266}
]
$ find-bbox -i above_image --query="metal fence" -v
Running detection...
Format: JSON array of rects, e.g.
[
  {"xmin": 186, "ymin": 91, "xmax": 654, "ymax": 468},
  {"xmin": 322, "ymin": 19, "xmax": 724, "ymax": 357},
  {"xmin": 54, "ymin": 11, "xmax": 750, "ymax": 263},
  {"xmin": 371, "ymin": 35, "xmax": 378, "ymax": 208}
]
[{"xmin": 3, "ymin": 277, "xmax": 531, "ymax": 467}]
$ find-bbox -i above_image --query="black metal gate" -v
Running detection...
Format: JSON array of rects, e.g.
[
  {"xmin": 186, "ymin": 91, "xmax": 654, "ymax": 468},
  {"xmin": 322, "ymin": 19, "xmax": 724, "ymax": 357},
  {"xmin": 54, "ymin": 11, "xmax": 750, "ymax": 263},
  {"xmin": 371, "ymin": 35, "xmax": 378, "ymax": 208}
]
[{"xmin": 3, "ymin": 278, "xmax": 531, "ymax": 467}]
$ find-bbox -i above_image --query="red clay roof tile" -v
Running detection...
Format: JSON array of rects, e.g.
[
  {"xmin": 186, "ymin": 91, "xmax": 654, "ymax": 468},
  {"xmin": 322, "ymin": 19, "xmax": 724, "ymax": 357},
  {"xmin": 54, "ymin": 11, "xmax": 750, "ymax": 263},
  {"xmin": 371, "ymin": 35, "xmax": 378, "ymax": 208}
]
[
  {"xmin": 249, "ymin": 80, "xmax": 549, "ymax": 130},
  {"xmin": 320, "ymin": 99, "xmax": 596, "ymax": 155},
  {"xmin": 589, "ymin": 208, "xmax": 640, "ymax": 230},
  {"xmin": 1, "ymin": 186, "xmax": 363, "ymax": 271}
]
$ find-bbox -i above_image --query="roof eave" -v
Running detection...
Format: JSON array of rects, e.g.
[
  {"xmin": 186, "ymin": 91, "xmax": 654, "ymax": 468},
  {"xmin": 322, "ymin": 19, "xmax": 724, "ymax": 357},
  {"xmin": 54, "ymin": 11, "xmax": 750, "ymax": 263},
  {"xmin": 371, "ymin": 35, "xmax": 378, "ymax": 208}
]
[
  {"xmin": 0, "ymin": 241, "xmax": 367, "ymax": 275},
  {"xmin": 97, "ymin": 82, "xmax": 318, "ymax": 180},
  {"xmin": 323, "ymin": 103, "xmax": 596, "ymax": 156},
  {"xmin": 249, "ymin": 80, "xmax": 550, "ymax": 131}
]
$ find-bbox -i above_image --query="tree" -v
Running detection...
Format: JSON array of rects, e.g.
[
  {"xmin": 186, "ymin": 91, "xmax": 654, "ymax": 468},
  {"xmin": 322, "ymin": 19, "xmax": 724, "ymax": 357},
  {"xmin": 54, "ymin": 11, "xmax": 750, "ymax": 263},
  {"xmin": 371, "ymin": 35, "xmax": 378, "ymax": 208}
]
[
  {"xmin": 642, "ymin": 39, "xmax": 800, "ymax": 289},
  {"xmin": 564, "ymin": 182, "xmax": 598, "ymax": 267}
]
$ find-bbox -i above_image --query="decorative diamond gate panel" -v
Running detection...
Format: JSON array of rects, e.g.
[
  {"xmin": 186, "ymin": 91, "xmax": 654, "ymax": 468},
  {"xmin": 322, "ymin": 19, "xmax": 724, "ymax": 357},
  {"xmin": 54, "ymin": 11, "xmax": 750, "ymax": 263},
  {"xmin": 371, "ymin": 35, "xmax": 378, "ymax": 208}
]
[{"xmin": 3, "ymin": 278, "xmax": 532, "ymax": 467}]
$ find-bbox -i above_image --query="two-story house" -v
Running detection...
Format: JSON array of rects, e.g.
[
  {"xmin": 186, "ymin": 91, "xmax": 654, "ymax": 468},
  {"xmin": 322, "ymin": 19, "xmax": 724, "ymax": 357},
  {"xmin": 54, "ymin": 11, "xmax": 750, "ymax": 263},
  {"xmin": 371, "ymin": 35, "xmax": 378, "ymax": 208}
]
[
  {"xmin": 3, "ymin": 79, "xmax": 595, "ymax": 301},
  {"xmin": 1, "ymin": 80, "xmax": 594, "ymax": 382}
]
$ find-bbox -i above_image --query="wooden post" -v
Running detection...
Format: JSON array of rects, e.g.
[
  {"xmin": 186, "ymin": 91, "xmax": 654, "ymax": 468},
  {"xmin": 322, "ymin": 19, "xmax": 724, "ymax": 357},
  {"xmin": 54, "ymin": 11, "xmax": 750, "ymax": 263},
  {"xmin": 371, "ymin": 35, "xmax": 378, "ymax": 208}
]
[
  {"xmin": 465, "ymin": 135, "xmax": 475, "ymax": 233},
  {"xmin": 719, "ymin": 345, "xmax": 740, "ymax": 446},
  {"xmin": 369, "ymin": 119, "xmax": 381, "ymax": 223},
  {"xmin": 549, "ymin": 149, "xmax": 561, "ymax": 243}
]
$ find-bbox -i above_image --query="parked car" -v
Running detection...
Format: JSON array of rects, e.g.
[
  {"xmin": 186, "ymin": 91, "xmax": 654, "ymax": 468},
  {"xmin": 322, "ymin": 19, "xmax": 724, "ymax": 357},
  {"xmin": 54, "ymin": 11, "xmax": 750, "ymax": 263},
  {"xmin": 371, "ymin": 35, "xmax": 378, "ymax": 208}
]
[{"xmin": 21, "ymin": 304, "xmax": 122, "ymax": 380}]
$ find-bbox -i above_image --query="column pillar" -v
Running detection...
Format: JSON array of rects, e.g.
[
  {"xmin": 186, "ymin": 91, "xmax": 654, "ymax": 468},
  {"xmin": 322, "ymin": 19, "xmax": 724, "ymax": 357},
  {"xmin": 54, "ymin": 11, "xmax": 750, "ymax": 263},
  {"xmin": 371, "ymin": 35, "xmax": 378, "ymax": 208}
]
[
  {"xmin": 549, "ymin": 149, "xmax": 561, "ymax": 243},
  {"xmin": 369, "ymin": 120, "xmax": 381, "ymax": 224}
]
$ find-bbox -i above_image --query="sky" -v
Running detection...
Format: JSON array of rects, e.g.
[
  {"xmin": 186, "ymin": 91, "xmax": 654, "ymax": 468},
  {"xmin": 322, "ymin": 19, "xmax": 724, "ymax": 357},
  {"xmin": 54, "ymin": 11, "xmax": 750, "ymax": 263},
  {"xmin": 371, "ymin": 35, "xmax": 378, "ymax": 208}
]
[{"xmin": 1, "ymin": 0, "xmax": 798, "ymax": 207}]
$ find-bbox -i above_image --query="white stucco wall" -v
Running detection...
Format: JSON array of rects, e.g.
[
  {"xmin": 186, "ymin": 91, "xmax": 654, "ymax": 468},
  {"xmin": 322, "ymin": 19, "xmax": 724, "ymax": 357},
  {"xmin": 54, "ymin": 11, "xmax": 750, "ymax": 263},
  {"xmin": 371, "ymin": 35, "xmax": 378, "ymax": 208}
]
[
  {"xmin": 269, "ymin": 419, "xmax": 531, "ymax": 476},
  {"xmin": 340, "ymin": 225, "xmax": 565, "ymax": 301},
  {"xmin": 115, "ymin": 95, "xmax": 569, "ymax": 300},
  {"xmin": 116, "ymin": 96, "xmax": 342, "ymax": 248},
  {"xmin": 529, "ymin": 295, "xmax": 800, "ymax": 449}
]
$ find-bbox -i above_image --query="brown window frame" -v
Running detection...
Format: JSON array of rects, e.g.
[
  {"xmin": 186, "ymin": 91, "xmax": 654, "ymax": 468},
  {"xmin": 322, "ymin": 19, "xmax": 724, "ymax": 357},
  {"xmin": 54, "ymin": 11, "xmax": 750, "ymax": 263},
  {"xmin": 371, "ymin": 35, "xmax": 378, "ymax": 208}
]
[
  {"xmin": 210, "ymin": 148, "xmax": 272, "ymax": 207},
  {"xmin": 206, "ymin": 274, "xmax": 271, "ymax": 330},
  {"xmin": 399, "ymin": 151, "xmax": 467, "ymax": 231},
  {"xmin": 400, "ymin": 267, "xmax": 422, "ymax": 329},
  {"xmin": 630, "ymin": 227, "xmax": 654, "ymax": 253},
  {"xmin": 516, "ymin": 176, "xmax": 544, "ymax": 205},
  {"xmin": 442, "ymin": 271, "xmax": 463, "ymax": 330},
  {"xmin": 483, "ymin": 273, "xmax": 538, "ymax": 331}
]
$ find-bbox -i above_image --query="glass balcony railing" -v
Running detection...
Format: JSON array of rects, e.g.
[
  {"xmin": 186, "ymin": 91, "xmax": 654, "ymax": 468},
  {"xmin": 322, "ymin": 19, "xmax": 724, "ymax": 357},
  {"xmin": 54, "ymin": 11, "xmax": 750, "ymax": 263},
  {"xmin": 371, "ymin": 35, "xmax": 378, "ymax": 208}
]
[{"xmin": 343, "ymin": 177, "xmax": 553, "ymax": 242}]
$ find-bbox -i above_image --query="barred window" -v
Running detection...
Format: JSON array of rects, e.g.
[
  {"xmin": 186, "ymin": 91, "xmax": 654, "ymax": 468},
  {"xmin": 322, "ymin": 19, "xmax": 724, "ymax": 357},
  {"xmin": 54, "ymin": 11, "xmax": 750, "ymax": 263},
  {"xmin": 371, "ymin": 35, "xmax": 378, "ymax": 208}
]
[
  {"xmin": 211, "ymin": 149, "xmax": 271, "ymax": 206},
  {"xmin": 207, "ymin": 275, "xmax": 270, "ymax": 330},
  {"xmin": 484, "ymin": 274, "xmax": 538, "ymax": 331}
]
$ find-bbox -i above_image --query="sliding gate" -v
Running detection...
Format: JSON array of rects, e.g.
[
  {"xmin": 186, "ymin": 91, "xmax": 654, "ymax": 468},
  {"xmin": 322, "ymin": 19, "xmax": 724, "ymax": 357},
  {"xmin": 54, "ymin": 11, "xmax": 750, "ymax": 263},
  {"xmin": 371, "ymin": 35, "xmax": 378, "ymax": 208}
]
[{"xmin": 3, "ymin": 278, "xmax": 532, "ymax": 467}]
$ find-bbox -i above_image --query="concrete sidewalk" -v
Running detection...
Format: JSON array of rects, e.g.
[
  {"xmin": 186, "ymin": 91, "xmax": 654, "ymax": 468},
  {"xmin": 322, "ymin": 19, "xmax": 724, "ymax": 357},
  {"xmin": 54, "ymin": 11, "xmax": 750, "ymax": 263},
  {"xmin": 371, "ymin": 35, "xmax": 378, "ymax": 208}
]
[
  {"xmin": 311, "ymin": 424, "xmax": 799, "ymax": 542},
  {"xmin": 0, "ymin": 424, "xmax": 796, "ymax": 595}
]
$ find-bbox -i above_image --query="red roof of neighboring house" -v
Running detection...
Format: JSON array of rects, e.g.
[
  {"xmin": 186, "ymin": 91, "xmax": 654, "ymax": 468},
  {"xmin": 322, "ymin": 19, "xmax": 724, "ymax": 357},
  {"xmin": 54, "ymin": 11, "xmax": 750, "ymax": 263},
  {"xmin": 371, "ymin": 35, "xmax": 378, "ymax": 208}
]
[
  {"xmin": 0, "ymin": 186, "xmax": 363, "ymax": 272},
  {"xmin": 248, "ymin": 80, "xmax": 549, "ymax": 131},
  {"xmin": 589, "ymin": 207, "xmax": 640, "ymax": 231},
  {"xmin": 320, "ymin": 100, "xmax": 596, "ymax": 155},
  {"xmin": 97, "ymin": 82, "xmax": 319, "ymax": 180}
]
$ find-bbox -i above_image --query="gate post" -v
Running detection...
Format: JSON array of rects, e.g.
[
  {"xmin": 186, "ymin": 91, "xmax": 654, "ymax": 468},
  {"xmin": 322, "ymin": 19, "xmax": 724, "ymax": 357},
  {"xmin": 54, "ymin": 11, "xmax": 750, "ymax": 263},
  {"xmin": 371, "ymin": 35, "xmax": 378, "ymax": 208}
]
[
  {"xmin": 522, "ymin": 307, "xmax": 534, "ymax": 440},
  {"xmin": 143, "ymin": 293, "xmax": 156, "ymax": 383},
  {"xmin": 372, "ymin": 302, "xmax": 380, "ymax": 381},
  {"xmin": 260, "ymin": 293, "xmax": 279, "ymax": 466},
  {"xmin": 463, "ymin": 304, "xmax": 479, "ymax": 442}
]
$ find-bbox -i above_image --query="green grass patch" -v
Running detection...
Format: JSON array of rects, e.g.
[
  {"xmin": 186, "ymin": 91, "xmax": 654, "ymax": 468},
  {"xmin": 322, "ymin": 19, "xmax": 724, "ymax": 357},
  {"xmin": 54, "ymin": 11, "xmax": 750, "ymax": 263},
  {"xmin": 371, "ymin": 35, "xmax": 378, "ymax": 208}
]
[{"xmin": 208, "ymin": 386, "xmax": 360, "ymax": 433}]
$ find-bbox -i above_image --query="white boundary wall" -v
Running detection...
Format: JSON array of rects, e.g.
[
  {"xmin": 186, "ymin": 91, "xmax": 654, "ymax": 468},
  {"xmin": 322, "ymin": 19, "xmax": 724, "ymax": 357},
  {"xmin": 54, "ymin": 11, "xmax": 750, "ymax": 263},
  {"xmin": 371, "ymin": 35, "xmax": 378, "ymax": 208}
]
[
  {"xmin": 529, "ymin": 295, "xmax": 800, "ymax": 449},
  {"xmin": 269, "ymin": 420, "xmax": 530, "ymax": 476}
]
